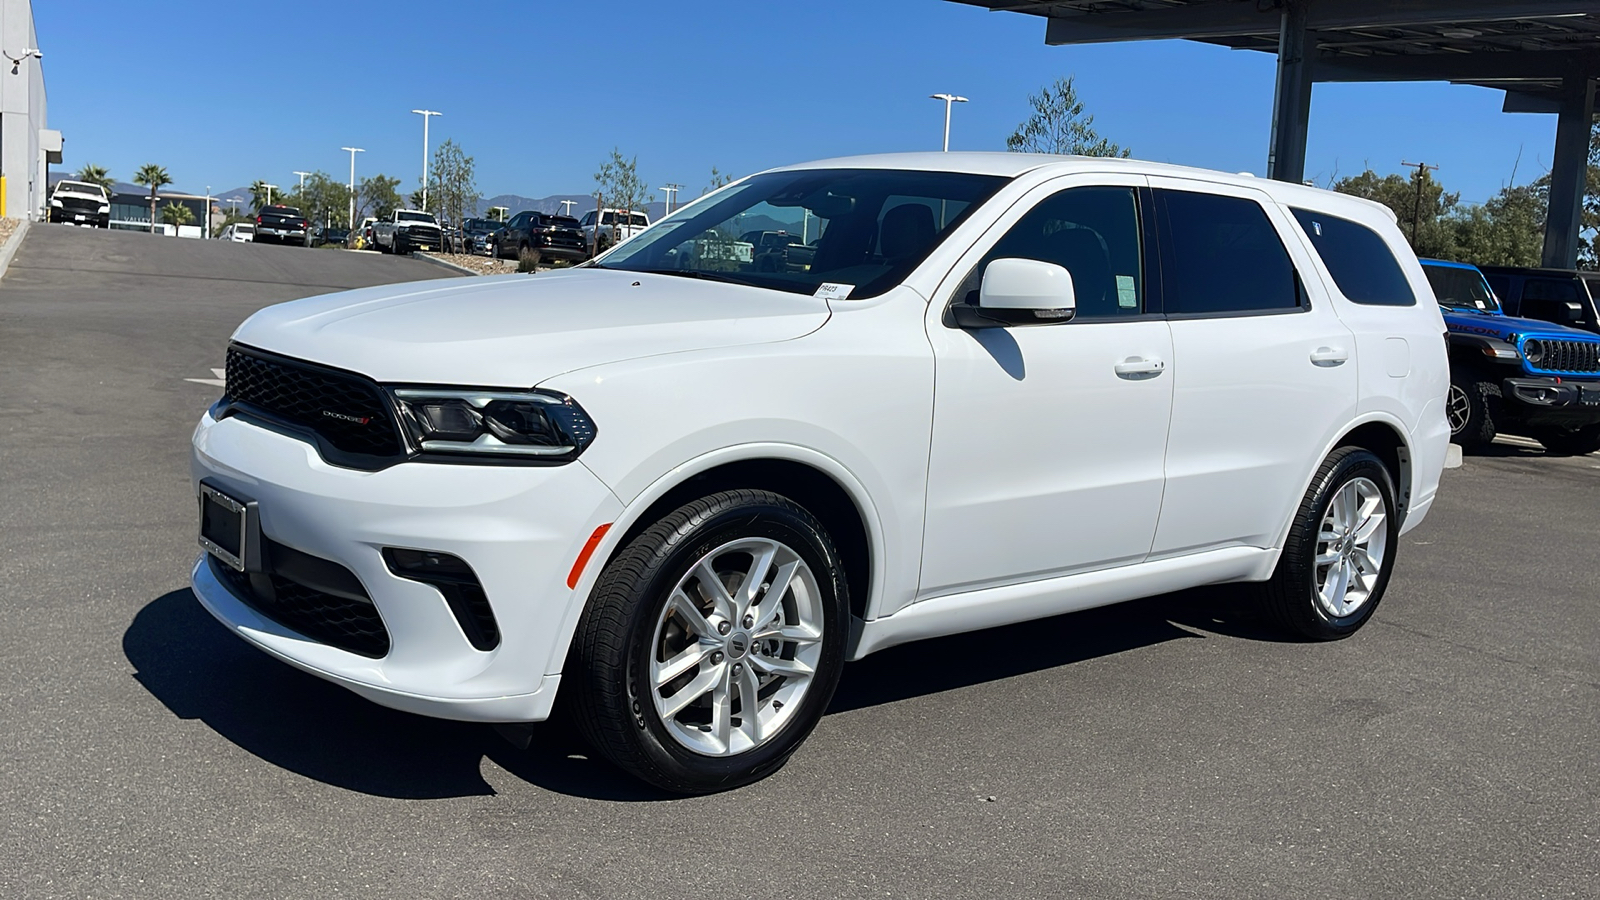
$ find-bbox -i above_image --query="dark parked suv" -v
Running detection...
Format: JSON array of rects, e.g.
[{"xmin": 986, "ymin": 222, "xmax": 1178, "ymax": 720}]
[
  {"xmin": 253, "ymin": 205, "xmax": 312, "ymax": 247},
  {"xmin": 459, "ymin": 218, "xmax": 503, "ymax": 256},
  {"xmin": 1478, "ymin": 266, "xmax": 1600, "ymax": 335},
  {"xmin": 1424, "ymin": 259, "xmax": 1600, "ymax": 455},
  {"xmin": 494, "ymin": 211, "xmax": 587, "ymax": 262}
]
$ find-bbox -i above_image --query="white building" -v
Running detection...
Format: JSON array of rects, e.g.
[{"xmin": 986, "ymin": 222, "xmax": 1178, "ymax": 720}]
[{"xmin": 0, "ymin": 0, "xmax": 57, "ymax": 221}]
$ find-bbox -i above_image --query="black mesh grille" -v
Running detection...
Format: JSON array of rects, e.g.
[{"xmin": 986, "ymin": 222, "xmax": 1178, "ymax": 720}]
[
  {"xmin": 218, "ymin": 561, "xmax": 391, "ymax": 658},
  {"xmin": 225, "ymin": 346, "xmax": 402, "ymax": 458}
]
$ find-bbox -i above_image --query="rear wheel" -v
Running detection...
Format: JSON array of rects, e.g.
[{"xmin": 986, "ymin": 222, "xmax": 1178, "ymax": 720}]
[
  {"xmin": 1447, "ymin": 372, "xmax": 1499, "ymax": 449},
  {"xmin": 569, "ymin": 490, "xmax": 849, "ymax": 794},
  {"xmin": 1253, "ymin": 447, "xmax": 1399, "ymax": 641},
  {"xmin": 1529, "ymin": 424, "xmax": 1600, "ymax": 456}
]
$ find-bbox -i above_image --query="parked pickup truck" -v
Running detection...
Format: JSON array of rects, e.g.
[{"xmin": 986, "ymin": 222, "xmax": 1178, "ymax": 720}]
[
  {"xmin": 372, "ymin": 209, "xmax": 444, "ymax": 254},
  {"xmin": 254, "ymin": 205, "xmax": 312, "ymax": 247},
  {"xmin": 1424, "ymin": 258, "xmax": 1600, "ymax": 456},
  {"xmin": 579, "ymin": 208, "xmax": 650, "ymax": 253},
  {"xmin": 48, "ymin": 180, "xmax": 111, "ymax": 227}
]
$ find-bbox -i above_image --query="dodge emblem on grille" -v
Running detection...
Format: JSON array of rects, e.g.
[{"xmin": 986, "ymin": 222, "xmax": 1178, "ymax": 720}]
[{"xmin": 322, "ymin": 410, "xmax": 372, "ymax": 425}]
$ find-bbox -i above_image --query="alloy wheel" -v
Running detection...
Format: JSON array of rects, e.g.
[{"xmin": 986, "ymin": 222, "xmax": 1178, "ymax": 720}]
[
  {"xmin": 1313, "ymin": 476, "xmax": 1388, "ymax": 619},
  {"xmin": 1446, "ymin": 384, "xmax": 1471, "ymax": 435},
  {"xmin": 647, "ymin": 537, "xmax": 824, "ymax": 757}
]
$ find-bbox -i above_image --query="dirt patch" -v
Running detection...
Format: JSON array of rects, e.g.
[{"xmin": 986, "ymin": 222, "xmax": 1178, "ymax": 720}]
[
  {"xmin": 0, "ymin": 218, "xmax": 22, "ymax": 247},
  {"xmin": 416, "ymin": 252, "xmax": 520, "ymax": 276}
]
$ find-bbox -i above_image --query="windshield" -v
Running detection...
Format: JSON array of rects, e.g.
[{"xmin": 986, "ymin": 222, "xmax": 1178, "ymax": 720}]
[
  {"xmin": 464, "ymin": 219, "xmax": 497, "ymax": 232},
  {"xmin": 397, "ymin": 211, "xmax": 434, "ymax": 222},
  {"xmin": 1424, "ymin": 263, "xmax": 1501, "ymax": 313},
  {"xmin": 596, "ymin": 168, "xmax": 1008, "ymax": 299},
  {"xmin": 57, "ymin": 181, "xmax": 105, "ymax": 197}
]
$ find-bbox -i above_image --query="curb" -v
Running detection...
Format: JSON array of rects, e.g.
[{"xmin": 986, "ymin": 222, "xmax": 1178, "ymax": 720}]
[
  {"xmin": 412, "ymin": 253, "xmax": 481, "ymax": 277},
  {"xmin": 0, "ymin": 218, "xmax": 33, "ymax": 283}
]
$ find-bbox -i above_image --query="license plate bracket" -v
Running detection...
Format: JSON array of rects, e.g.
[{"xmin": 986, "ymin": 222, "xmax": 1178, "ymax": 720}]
[{"xmin": 199, "ymin": 483, "xmax": 251, "ymax": 572}]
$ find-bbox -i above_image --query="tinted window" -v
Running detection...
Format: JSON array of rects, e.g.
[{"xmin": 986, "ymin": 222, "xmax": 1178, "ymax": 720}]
[
  {"xmin": 550, "ymin": 216, "xmax": 580, "ymax": 228},
  {"xmin": 1291, "ymin": 209, "xmax": 1415, "ymax": 306},
  {"xmin": 1523, "ymin": 278, "xmax": 1579, "ymax": 303},
  {"xmin": 509, "ymin": 213, "xmax": 530, "ymax": 228},
  {"xmin": 966, "ymin": 186, "xmax": 1143, "ymax": 318},
  {"xmin": 1484, "ymin": 274, "xmax": 1513, "ymax": 302},
  {"xmin": 1159, "ymin": 190, "xmax": 1299, "ymax": 315},
  {"xmin": 1422, "ymin": 263, "xmax": 1500, "ymax": 313}
]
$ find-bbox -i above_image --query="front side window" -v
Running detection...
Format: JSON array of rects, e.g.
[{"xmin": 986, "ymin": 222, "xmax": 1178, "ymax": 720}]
[
  {"xmin": 1158, "ymin": 190, "xmax": 1300, "ymax": 315},
  {"xmin": 957, "ymin": 185, "xmax": 1143, "ymax": 318},
  {"xmin": 1292, "ymin": 208, "xmax": 1415, "ymax": 307},
  {"xmin": 598, "ymin": 168, "xmax": 1008, "ymax": 299}
]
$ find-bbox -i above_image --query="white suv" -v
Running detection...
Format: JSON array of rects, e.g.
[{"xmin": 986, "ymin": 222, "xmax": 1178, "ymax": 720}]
[{"xmin": 190, "ymin": 153, "xmax": 1450, "ymax": 793}]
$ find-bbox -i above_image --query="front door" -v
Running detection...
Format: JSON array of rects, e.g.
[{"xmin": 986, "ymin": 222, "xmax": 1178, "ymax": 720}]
[{"xmin": 919, "ymin": 174, "xmax": 1174, "ymax": 600}]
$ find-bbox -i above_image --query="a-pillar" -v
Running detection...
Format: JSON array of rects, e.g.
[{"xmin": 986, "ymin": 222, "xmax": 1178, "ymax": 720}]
[
  {"xmin": 1542, "ymin": 75, "xmax": 1595, "ymax": 269},
  {"xmin": 1267, "ymin": 0, "xmax": 1313, "ymax": 184}
]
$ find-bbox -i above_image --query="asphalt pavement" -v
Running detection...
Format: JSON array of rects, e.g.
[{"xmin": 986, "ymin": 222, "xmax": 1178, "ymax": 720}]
[{"xmin": 1, "ymin": 224, "xmax": 1596, "ymax": 899}]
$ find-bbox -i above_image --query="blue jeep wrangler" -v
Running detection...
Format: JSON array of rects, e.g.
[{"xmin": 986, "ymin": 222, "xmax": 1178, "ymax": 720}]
[{"xmin": 1422, "ymin": 259, "xmax": 1600, "ymax": 455}]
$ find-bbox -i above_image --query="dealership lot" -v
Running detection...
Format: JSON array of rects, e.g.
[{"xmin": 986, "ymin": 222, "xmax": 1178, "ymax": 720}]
[{"xmin": 1, "ymin": 226, "xmax": 1596, "ymax": 899}]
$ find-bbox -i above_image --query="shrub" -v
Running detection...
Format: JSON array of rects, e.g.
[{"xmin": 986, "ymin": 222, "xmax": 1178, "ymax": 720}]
[{"xmin": 516, "ymin": 248, "xmax": 542, "ymax": 273}]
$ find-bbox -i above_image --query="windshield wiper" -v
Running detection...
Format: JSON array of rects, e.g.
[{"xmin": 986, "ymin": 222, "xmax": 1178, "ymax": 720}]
[{"xmin": 632, "ymin": 268, "xmax": 747, "ymax": 284}]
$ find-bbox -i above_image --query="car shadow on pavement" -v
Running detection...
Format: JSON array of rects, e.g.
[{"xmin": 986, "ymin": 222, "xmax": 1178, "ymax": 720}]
[{"xmin": 125, "ymin": 584, "xmax": 1283, "ymax": 802}]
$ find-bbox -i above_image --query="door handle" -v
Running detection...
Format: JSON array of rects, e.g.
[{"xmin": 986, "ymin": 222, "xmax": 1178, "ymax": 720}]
[
  {"xmin": 1310, "ymin": 347, "xmax": 1349, "ymax": 367},
  {"xmin": 1114, "ymin": 356, "xmax": 1166, "ymax": 379}
]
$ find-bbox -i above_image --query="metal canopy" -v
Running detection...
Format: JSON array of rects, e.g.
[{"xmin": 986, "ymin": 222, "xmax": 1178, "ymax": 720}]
[{"xmin": 953, "ymin": 0, "xmax": 1600, "ymax": 266}]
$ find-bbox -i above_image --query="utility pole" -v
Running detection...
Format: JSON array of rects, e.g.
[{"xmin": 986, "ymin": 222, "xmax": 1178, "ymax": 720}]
[
  {"xmin": 929, "ymin": 93, "xmax": 968, "ymax": 152},
  {"xmin": 341, "ymin": 147, "xmax": 364, "ymax": 228},
  {"xmin": 411, "ymin": 109, "xmax": 442, "ymax": 210},
  {"xmin": 1400, "ymin": 160, "xmax": 1438, "ymax": 248}
]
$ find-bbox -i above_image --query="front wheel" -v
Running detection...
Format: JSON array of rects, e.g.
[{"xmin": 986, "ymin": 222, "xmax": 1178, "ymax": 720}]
[
  {"xmin": 1529, "ymin": 424, "xmax": 1600, "ymax": 456},
  {"xmin": 569, "ymin": 490, "xmax": 850, "ymax": 794},
  {"xmin": 1253, "ymin": 447, "xmax": 1399, "ymax": 640},
  {"xmin": 1447, "ymin": 373, "xmax": 1499, "ymax": 449}
]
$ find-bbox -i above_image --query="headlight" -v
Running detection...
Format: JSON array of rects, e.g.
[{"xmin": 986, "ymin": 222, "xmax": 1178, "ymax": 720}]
[
  {"xmin": 50, "ymin": 198, "xmax": 62, "ymax": 207},
  {"xmin": 1522, "ymin": 338, "xmax": 1545, "ymax": 365},
  {"xmin": 391, "ymin": 388, "xmax": 597, "ymax": 460},
  {"xmin": 98, "ymin": 203, "xmax": 110, "ymax": 213}
]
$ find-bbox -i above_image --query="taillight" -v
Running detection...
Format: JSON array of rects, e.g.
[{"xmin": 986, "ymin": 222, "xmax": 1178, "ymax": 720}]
[{"xmin": 255, "ymin": 216, "xmax": 262, "ymax": 224}]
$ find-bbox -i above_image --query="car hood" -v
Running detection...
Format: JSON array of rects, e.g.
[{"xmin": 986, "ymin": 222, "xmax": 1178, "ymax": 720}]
[
  {"xmin": 1442, "ymin": 308, "xmax": 1598, "ymax": 342},
  {"xmin": 231, "ymin": 268, "xmax": 832, "ymax": 387}
]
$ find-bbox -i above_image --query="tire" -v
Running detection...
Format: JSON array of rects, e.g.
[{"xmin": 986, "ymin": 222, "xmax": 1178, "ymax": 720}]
[
  {"xmin": 1529, "ymin": 424, "xmax": 1600, "ymax": 456},
  {"xmin": 1447, "ymin": 371, "xmax": 1499, "ymax": 449},
  {"xmin": 569, "ymin": 489, "xmax": 850, "ymax": 794},
  {"xmin": 394, "ymin": 233, "xmax": 409, "ymax": 255},
  {"xmin": 1253, "ymin": 447, "xmax": 1400, "ymax": 641}
]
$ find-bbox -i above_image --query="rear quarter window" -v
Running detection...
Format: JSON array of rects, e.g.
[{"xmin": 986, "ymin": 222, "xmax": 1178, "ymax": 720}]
[{"xmin": 1290, "ymin": 208, "xmax": 1416, "ymax": 306}]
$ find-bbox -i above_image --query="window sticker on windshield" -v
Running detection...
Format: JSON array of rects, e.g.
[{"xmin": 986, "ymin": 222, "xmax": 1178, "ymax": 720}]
[
  {"xmin": 1116, "ymin": 275, "xmax": 1138, "ymax": 309},
  {"xmin": 814, "ymin": 282, "xmax": 855, "ymax": 301}
]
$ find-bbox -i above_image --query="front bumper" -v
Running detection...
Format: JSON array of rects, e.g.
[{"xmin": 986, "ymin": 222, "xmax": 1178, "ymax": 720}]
[
  {"xmin": 189, "ymin": 411, "xmax": 622, "ymax": 722},
  {"xmin": 1500, "ymin": 377, "xmax": 1600, "ymax": 427}
]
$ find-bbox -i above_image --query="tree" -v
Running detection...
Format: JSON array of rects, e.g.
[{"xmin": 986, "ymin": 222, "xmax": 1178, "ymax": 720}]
[
  {"xmin": 132, "ymin": 163, "xmax": 172, "ymax": 234},
  {"xmin": 282, "ymin": 171, "xmax": 348, "ymax": 230},
  {"xmin": 1333, "ymin": 167, "xmax": 1461, "ymax": 259},
  {"xmin": 703, "ymin": 166, "xmax": 731, "ymax": 196},
  {"xmin": 593, "ymin": 148, "xmax": 648, "ymax": 251},
  {"xmin": 1006, "ymin": 76, "xmax": 1129, "ymax": 158},
  {"xmin": 357, "ymin": 174, "xmax": 402, "ymax": 220},
  {"xmin": 75, "ymin": 164, "xmax": 114, "ymax": 195},
  {"xmin": 428, "ymin": 139, "xmax": 481, "ymax": 226},
  {"xmin": 248, "ymin": 179, "xmax": 278, "ymax": 211},
  {"xmin": 160, "ymin": 201, "xmax": 195, "ymax": 234},
  {"xmin": 1451, "ymin": 183, "xmax": 1545, "ymax": 267}
]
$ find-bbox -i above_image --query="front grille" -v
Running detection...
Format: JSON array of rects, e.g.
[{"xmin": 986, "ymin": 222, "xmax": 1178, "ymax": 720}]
[
  {"xmin": 58, "ymin": 197, "xmax": 103, "ymax": 212},
  {"xmin": 224, "ymin": 346, "xmax": 403, "ymax": 461},
  {"xmin": 217, "ymin": 559, "xmax": 391, "ymax": 658},
  {"xmin": 1529, "ymin": 339, "xmax": 1600, "ymax": 375},
  {"xmin": 403, "ymin": 227, "xmax": 442, "ymax": 244}
]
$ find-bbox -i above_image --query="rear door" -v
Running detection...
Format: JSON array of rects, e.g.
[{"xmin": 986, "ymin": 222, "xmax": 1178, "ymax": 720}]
[{"xmin": 1146, "ymin": 178, "xmax": 1358, "ymax": 556}]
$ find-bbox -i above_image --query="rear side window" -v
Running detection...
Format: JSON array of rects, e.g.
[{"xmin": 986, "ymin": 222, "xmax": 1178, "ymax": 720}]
[
  {"xmin": 1523, "ymin": 278, "xmax": 1579, "ymax": 303},
  {"xmin": 1290, "ymin": 209, "xmax": 1416, "ymax": 306},
  {"xmin": 1157, "ymin": 190, "xmax": 1300, "ymax": 315}
]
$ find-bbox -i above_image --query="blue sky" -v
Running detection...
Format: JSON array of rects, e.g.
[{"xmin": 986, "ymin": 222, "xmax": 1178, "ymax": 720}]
[{"xmin": 39, "ymin": 0, "xmax": 1555, "ymax": 205}]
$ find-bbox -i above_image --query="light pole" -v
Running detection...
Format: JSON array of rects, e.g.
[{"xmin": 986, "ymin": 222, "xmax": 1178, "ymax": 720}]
[
  {"xmin": 262, "ymin": 183, "xmax": 278, "ymax": 207},
  {"xmin": 929, "ymin": 93, "xmax": 968, "ymax": 152},
  {"xmin": 657, "ymin": 183, "xmax": 682, "ymax": 217},
  {"xmin": 204, "ymin": 185, "xmax": 212, "ymax": 239},
  {"xmin": 411, "ymin": 109, "xmax": 442, "ymax": 210},
  {"xmin": 293, "ymin": 170, "xmax": 311, "ymax": 193},
  {"xmin": 558, "ymin": 200, "xmax": 578, "ymax": 216},
  {"xmin": 227, "ymin": 196, "xmax": 243, "ymax": 216},
  {"xmin": 341, "ymin": 147, "xmax": 364, "ymax": 228}
]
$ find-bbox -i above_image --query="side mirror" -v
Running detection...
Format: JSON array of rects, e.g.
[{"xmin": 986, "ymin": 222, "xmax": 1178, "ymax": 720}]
[{"xmin": 950, "ymin": 258, "xmax": 1077, "ymax": 328}]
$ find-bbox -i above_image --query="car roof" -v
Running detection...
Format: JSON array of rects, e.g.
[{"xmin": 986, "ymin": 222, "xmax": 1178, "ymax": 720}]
[
  {"xmin": 1478, "ymin": 264, "xmax": 1588, "ymax": 277},
  {"xmin": 763, "ymin": 152, "xmax": 1392, "ymax": 217}
]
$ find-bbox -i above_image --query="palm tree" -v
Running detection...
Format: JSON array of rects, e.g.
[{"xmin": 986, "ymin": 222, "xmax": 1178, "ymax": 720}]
[
  {"xmin": 74, "ymin": 164, "xmax": 115, "ymax": 196},
  {"xmin": 160, "ymin": 202, "xmax": 195, "ymax": 234},
  {"xmin": 133, "ymin": 164, "xmax": 172, "ymax": 234}
]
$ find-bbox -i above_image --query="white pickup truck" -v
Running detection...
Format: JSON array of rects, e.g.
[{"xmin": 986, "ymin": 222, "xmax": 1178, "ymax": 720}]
[
  {"xmin": 580, "ymin": 208, "xmax": 650, "ymax": 252},
  {"xmin": 49, "ymin": 180, "xmax": 111, "ymax": 228},
  {"xmin": 371, "ymin": 209, "xmax": 444, "ymax": 254}
]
